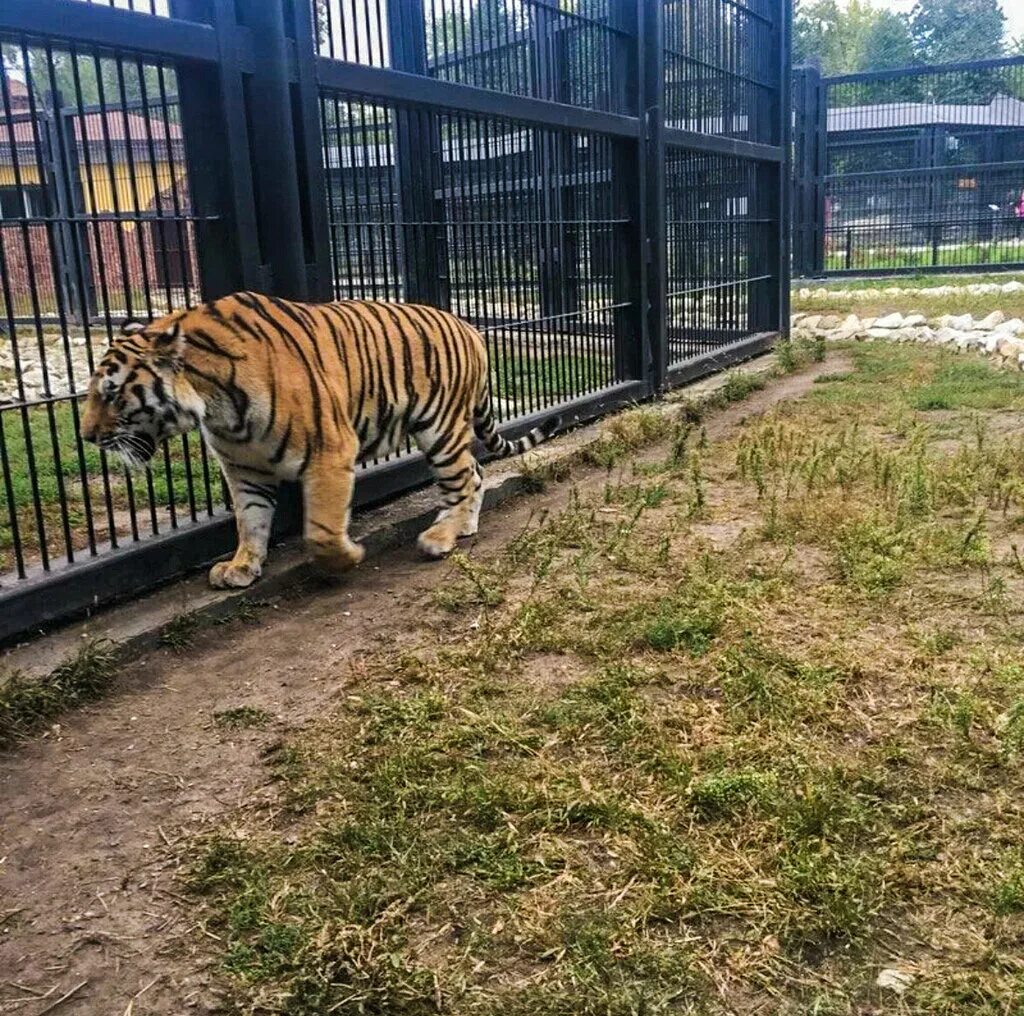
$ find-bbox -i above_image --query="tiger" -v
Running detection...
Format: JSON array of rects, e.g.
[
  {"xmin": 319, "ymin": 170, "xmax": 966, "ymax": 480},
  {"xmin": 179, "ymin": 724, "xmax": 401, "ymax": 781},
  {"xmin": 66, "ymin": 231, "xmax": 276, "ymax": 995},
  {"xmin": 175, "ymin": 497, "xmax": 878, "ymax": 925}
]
[{"xmin": 81, "ymin": 292, "xmax": 559, "ymax": 589}]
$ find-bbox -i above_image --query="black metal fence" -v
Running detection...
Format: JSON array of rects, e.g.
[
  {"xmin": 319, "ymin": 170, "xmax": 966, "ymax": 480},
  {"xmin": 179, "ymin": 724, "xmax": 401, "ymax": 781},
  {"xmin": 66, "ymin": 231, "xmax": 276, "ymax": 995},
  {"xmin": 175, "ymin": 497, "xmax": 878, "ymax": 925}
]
[
  {"xmin": 793, "ymin": 55, "xmax": 1024, "ymax": 278},
  {"xmin": 0, "ymin": 0, "xmax": 790, "ymax": 644}
]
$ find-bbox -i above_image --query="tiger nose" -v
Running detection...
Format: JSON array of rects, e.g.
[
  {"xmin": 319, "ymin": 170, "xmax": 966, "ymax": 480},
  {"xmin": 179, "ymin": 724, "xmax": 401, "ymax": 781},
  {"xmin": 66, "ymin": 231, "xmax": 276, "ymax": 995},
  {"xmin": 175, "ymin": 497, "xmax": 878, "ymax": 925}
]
[{"xmin": 81, "ymin": 421, "xmax": 99, "ymax": 444}]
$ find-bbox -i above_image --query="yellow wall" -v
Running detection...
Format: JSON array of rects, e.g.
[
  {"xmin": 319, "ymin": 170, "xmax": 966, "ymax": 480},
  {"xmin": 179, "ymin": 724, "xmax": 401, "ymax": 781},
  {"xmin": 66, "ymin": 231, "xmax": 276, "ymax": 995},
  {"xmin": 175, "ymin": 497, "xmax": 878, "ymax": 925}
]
[{"xmin": 0, "ymin": 161, "xmax": 187, "ymax": 224}]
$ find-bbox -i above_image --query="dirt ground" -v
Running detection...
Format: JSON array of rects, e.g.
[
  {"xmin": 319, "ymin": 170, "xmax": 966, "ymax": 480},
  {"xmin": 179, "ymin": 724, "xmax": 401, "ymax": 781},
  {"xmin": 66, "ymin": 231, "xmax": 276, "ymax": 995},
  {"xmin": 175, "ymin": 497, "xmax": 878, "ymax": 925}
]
[{"xmin": 0, "ymin": 361, "xmax": 839, "ymax": 1016}]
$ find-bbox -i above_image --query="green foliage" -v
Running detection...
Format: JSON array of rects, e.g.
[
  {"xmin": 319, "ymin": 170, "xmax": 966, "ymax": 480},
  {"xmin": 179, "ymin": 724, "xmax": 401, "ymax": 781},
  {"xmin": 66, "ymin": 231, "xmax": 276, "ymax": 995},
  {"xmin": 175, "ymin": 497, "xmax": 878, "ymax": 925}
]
[
  {"xmin": 795, "ymin": 0, "xmax": 1010, "ymax": 78},
  {"xmin": 794, "ymin": 0, "xmax": 916, "ymax": 76},
  {"xmin": 910, "ymin": 0, "xmax": 1008, "ymax": 66}
]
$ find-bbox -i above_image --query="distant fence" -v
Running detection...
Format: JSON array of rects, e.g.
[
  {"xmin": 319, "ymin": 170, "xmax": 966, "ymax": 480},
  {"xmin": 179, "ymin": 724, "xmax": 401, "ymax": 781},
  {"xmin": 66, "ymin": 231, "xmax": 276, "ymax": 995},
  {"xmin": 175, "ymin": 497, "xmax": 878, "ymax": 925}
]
[
  {"xmin": 0, "ymin": 0, "xmax": 790, "ymax": 644},
  {"xmin": 793, "ymin": 55, "xmax": 1024, "ymax": 277}
]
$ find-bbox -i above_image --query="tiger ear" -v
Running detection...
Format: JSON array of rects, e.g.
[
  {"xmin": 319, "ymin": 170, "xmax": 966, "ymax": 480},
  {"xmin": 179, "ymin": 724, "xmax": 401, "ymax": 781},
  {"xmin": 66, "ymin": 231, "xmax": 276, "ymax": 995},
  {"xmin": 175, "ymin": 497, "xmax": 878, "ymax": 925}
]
[
  {"xmin": 151, "ymin": 322, "xmax": 186, "ymax": 367},
  {"xmin": 121, "ymin": 318, "xmax": 148, "ymax": 336}
]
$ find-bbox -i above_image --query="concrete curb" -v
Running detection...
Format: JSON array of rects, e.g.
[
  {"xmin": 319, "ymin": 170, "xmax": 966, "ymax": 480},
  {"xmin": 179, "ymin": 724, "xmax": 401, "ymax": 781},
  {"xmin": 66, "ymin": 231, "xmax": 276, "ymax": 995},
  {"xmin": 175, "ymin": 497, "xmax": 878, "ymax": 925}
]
[{"xmin": 0, "ymin": 353, "xmax": 781, "ymax": 686}]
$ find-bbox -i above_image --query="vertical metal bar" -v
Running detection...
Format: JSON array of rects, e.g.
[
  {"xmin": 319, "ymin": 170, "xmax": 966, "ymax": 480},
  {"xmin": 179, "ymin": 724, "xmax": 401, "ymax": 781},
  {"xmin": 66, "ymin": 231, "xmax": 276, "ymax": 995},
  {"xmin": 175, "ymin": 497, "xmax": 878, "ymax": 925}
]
[
  {"xmin": 610, "ymin": 0, "xmax": 646, "ymax": 386},
  {"xmin": 289, "ymin": 0, "xmax": 334, "ymax": 302},
  {"xmin": 386, "ymin": 0, "xmax": 446, "ymax": 308},
  {"xmin": 170, "ymin": 0, "xmax": 261, "ymax": 297},
  {"xmin": 778, "ymin": 0, "xmax": 793, "ymax": 336},
  {"xmin": 643, "ymin": 0, "xmax": 666, "ymax": 389},
  {"xmin": 233, "ymin": 0, "xmax": 307, "ymax": 298}
]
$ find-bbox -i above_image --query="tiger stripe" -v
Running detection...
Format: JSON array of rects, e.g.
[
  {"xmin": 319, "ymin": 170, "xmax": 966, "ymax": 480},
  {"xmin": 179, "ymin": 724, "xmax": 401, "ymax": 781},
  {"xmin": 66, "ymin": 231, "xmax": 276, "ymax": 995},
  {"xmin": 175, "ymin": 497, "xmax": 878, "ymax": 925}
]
[{"xmin": 81, "ymin": 292, "xmax": 561, "ymax": 589}]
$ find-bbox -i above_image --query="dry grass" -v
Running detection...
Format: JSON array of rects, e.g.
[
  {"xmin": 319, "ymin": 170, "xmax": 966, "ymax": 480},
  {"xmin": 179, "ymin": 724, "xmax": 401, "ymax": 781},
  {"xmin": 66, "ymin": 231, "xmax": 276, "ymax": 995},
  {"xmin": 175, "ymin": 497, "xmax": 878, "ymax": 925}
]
[{"xmin": 183, "ymin": 343, "xmax": 1024, "ymax": 1014}]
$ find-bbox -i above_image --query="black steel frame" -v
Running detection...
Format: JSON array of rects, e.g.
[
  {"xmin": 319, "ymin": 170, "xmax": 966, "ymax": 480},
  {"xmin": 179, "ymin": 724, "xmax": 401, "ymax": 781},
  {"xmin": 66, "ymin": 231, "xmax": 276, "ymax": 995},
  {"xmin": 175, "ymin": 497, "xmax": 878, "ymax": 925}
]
[
  {"xmin": 793, "ymin": 55, "xmax": 1024, "ymax": 279},
  {"xmin": 0, "ymin": 0, "xmax": 790, "ymax": 645}
]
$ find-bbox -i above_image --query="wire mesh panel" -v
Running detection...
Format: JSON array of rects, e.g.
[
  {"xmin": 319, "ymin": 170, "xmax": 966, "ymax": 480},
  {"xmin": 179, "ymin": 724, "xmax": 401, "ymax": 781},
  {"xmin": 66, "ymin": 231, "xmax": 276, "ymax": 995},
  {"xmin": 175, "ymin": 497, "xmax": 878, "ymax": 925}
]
[
  {"xmin": 0, "ymin": 40, "xmax": 222, "ymax": 584},
  {"xmin": 320, "ymin": 90, "xmax": 626, "ymax": 424},
  {"xmin": 313, "ymin": 0, "xmax": 631, "ymax": 114},
  {"xmin": 665, "ymin": 149, "xmax": 770, "ymax": 365},
  {"xmin": 822, "ymin": 58, "xmax": 1024, "ymax": 275},
  {"xmin": 664, "ymin": 0, "xmax": 778, "ymax": 144}
]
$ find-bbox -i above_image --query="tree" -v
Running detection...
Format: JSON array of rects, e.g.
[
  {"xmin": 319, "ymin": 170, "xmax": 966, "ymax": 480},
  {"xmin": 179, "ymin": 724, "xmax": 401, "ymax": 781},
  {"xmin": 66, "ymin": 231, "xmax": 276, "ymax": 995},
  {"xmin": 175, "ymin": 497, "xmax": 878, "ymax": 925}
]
[
  {"xmin": 861, "ymin": 10, "xmax": 916, "ymax": 71},
  {"xmin": 794, "ymin": 0, "xmax": 885, "ymax": 75},
  {"xmin": 909, "ymin": 0, "xmax": 1007, "ymax": 64}
]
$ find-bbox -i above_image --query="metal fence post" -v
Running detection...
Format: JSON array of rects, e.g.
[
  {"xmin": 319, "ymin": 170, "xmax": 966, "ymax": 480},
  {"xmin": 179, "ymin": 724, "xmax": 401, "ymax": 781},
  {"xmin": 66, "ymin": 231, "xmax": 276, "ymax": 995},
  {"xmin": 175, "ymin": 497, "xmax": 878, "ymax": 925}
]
[
  {"xmin": 609, "ymin": 0, "xmax": 646, "ymax": 385},
  {"xmin": 290, "ymin": 0, "xmax": 335, "ymax": 303},
  {"xmin": 778, "ymin": 0, "xmax": 793, "ymax": 333},
  {"xmin": 792, "ymin": 64, "xmax": 827, "ymax": 280},
  {"xmin": 386, "ymin": 2, "xmax": 448, "ymax": 309},
  {"xmin": 642, "ymin": 0, "xmax": 666, "ymax": 390},
  {"xmin": 750, "ymin": 0, "xmax": 791, "ymax": 335},
  {"xmin": 234, "ymin": 0, "xmax": 309, "ymax": 300},
  {"xmin": 168, "ymin": 0, "xmax": 261, "ymax": 297}
]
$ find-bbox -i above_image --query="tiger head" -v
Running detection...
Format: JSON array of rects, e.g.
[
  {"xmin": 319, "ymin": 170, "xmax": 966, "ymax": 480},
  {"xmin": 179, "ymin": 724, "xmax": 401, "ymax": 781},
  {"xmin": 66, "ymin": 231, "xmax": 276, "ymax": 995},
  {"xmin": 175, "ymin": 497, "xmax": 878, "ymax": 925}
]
[{"xmin": 81, "ymin": 312, "xmax": 201, "ymax": 468}]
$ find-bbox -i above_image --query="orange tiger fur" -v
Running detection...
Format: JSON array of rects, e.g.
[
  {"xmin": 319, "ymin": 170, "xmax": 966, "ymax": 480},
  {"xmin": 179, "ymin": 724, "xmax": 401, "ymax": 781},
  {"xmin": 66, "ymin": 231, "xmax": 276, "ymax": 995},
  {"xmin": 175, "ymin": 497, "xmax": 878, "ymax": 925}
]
[{"xmin": 81, "ymin": 292, "xmax": 558, "ymax": 588}]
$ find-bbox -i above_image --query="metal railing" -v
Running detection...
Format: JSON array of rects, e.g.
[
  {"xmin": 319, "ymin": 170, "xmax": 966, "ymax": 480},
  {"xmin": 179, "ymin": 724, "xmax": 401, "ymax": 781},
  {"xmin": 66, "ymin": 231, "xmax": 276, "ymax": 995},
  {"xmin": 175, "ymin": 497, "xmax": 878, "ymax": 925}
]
[
  {"xmin": 0, "ymin": 0, "xmax": 790, "ymax": 644},
  {"xmin": 793, "ymin": 55, "xmax": 1024, "ymax": 278}
]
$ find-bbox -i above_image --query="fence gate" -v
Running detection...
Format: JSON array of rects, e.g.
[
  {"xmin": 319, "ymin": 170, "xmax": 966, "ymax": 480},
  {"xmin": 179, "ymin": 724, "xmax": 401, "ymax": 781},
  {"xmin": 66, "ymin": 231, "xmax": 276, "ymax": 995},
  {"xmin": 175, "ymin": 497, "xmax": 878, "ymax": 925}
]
[
  {"xmin": 794, "ymin": 55, "xmax": 1024, "ymax": 278},
  {"xmin": 0, "ymin": 0, "xmax": 790, "ymax": 645}
]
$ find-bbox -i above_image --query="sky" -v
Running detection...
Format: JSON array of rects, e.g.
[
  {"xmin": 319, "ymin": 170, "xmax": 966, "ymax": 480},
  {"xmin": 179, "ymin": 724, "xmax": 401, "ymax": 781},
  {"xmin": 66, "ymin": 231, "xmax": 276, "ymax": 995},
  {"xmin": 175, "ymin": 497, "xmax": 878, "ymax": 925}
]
[{"xmin": 870, "ymin": 0, "xmax": 1024, "ymax": 41}]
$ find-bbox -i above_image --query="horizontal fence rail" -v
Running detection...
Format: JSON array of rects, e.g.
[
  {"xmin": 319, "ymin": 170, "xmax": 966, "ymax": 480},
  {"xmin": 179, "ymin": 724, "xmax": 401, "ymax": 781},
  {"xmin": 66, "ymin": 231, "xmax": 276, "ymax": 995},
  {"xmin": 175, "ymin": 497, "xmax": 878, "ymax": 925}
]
[
  {"xmin": 0, "ymin": 0, "xmax": 789, "ymax": 645},
  {"xmin": 794, "ymin": 55, "xmax": 1024, "ymax": 278}
]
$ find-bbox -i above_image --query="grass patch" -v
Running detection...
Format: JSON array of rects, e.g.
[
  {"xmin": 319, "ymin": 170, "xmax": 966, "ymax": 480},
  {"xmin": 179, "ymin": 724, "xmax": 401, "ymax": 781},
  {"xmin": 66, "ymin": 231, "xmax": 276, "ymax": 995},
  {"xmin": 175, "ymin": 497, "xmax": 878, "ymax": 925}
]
[
  {"xmin": 0, "ymin": 400, "xmax": 226, "ymax": 574},
  {"xmin": 213, "ymin": 706, "xmax": 273, "ymax": 730},
  {"xmin": 0, "ymin": 639, "xmax": 120, "ymax": 748},
  {"xmin": 160, "ymin": 609, "xmax": 204, "ymax": 652},
  {"xmin": 182, "ymin": 340, "xmax": 1024, "ymax": 1013}
]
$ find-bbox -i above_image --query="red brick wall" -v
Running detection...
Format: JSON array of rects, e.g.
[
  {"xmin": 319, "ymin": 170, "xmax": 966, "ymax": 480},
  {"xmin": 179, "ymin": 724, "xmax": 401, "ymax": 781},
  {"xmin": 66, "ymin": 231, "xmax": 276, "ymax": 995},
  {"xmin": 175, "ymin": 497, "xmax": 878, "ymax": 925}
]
[{"xmin": 1, "ymin": 218, "xmax": 198, "ymax": 321}]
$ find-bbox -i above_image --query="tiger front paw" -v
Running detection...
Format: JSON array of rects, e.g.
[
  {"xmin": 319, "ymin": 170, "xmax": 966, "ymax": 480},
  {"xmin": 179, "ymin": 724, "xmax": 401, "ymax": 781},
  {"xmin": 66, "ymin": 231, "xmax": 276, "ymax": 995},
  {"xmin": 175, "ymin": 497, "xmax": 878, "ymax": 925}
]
[
  {"xmin": 417, "ymin": 522, "xmax": 458, "ymax": 559},
  {"xmin": 209, "ymin": 559, "xmax": 261, "ymax": 589},
  {"xmin": 309, "ymin": 538, "xmax": 365, "ymax": 577}
]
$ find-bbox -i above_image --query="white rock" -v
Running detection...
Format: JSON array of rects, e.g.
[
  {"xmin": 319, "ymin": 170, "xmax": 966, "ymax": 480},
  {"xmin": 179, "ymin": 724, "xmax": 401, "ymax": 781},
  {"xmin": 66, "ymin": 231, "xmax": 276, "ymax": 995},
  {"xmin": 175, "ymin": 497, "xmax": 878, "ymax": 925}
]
[
  {"xmin": 801, "ymin": 315, "xmax": 822, "ymax": 331},
  {"xmin": 916, "ymin": 327, "xmax": 936, "ymax": 342},
  {"xmin": 827, "ymin": 328, "xmax": 859, "ymax": 342},
  {"xmin": 983, "ymin": 334, "xmax": 1002, "ymax": 354},
  {"xmin": 997, "ymin": 337, "xmax": 1024, "ymax": 360},
  {"xmin": 876, "ymin": 969, "xmax": 914, "ymax": 994},
  {"xmin": 841, "ymin": 314, "xmax": 861, "ymax": 330},
  {"xmin": 1002, "ymin": 280, "xmax": 1024, "ymax": 293},
  {"xmin": 819, "ymin": 314, "xmax": 841, "ymax": 330},
  {"xmin": 902, "ymin": 313, "xmax": 927, "ymax": 328},
  {"xmin": 872, "ymin": 312, "xmax": 904, "ymax": 329},
  {"xmin": 945, "ymin": 314, "xmax": 974, "ymax": 331},
  {"xmin": 866, "ymin": 328, "xmax": 895, "ymax": 339},
  {"xmin": 798, "ymin": 288, "xmax": 811, "ymax": 299},
  {"xmin": 861, "ymin": 317, "xmax": 876, "ymax": 330},
  {"xmin": 996, "ymin": 318, "xmax": 1024, "ymax": 335},
  {"xmin": 976, "ymin": 310, "xmax": 1006, "ymax": 330},
  {"xmin": 812, "ymin": 288, "xmax": 829, "ymax": 299}
]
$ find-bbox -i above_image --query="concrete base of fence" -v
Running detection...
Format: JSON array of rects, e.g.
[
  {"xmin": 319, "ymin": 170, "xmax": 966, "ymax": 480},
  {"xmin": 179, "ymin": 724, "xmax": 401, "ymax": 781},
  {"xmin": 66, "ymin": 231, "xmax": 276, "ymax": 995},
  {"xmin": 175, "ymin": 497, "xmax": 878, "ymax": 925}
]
[{"xmin": 0, "ymin": 353, "xmax": 779, "ymax": 698}]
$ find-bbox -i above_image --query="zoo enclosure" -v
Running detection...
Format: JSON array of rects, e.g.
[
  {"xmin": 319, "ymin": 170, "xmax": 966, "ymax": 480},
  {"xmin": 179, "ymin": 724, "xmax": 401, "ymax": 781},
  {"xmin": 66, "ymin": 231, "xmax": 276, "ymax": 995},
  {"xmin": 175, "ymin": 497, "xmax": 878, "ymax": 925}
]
[
  {"xmin": 793, "ymin": 55, "xmax": 1024, "ymax": 277},
  {"xmin": 0, "ymin": 0, "xmax": 790, "ymax": 644}
]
